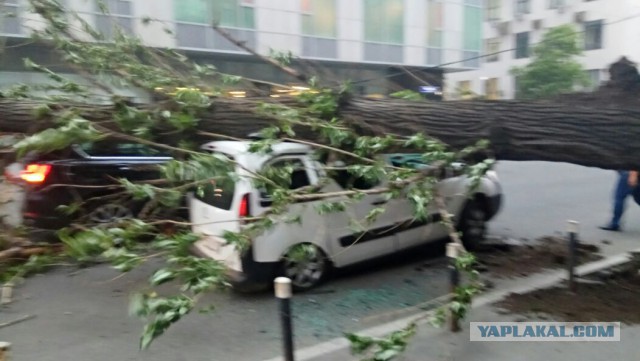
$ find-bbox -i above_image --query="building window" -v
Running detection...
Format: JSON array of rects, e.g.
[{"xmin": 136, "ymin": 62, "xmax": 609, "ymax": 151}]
[
  {"xmin": 94, "ymin": 0, "xmax": 134, "ymax": 40},
  {"xmin": 174, "ymin": 0, "xmax": 255, "ymax": 51},
  {"xmin": 364, "ymin": 0, "xmax": 404, "ymax": 44},
  {"xmin": 364, "ymin": 0, "xmax": 404, "ymax": 63},
  {"xmin": 426, "ymin": 0, "xmax": 443, "ymax": 65},
  {"xmin": 175, "ymin": 0, "xmax": 254, "ymax": 28},
  {"xmin": 485, "ymin": 38, "xmax": 500, "ymax": 62},
  {"xmin": 584, "ymin": 69, "xmax": 601, "ymax": 91},
  {"xmin": 514, "ymin": 75, "xmax": 522, "ymax": 98},
  {"xmin": 457, "ymin": 80, "xmax": 474, "ymax": 99},
  {"xmin": 484, "ymin": 78, "xmax": 500, "ymax": 99},
  {"xmin": 1, "ymin": 0, "xmax": 21, "ymax": 35},
  {"xmin": 301, "ymin": 0, "xmax": 337, "ymax": 59},
  {"xmin": 515, "ymin": 0, "xmax": 530, "ymax": 14},
  {"xmin": 584, "ymin": 20, "xmax": 603, "ymax": 50},
  {"xmin": 302, "ymin": 0, "xmax": 336, "ymax": 37},
  {"xmin": 486, "ymin": 0, "xmax": 501, "ymax": 21},
  {"xmin": 462, "ymin": 1, "xmax": 482, "ymax": 67},
  {"xmin": 515, "ymin": 31, "xmax": 529, "ymax": 58},
  {"xmin": 549, "ymin": 0, "xmax": 565, "ymax": 9}
]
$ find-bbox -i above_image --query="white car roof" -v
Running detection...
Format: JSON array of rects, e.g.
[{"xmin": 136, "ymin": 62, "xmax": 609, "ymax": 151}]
[{"xmin": 201, "ymin": 140, "xmax": 311, "ymax": 157}]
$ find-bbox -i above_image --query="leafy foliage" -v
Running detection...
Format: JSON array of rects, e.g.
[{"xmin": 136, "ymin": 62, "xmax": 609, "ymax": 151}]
[
  {"xmin": 511, "ymin": 25, "xmax": 590, "ymax": 99},
  {"xmin": 346, "ymin": 323, "xmax": 417, "ymax": 361},
  {"xmin": 13, "ymin": 115, "xmax": 104, "ymax": 157}
]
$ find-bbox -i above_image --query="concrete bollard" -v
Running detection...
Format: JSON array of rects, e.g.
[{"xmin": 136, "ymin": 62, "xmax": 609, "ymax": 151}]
[
  {"xmin": 274, "ymin": 277, "xmax": 295, "ymax": 361},
  {"xmin": 446, "ymin": 242, "xmax": 463, "ymax": 332},
  {"xmin": 0, "ymin": 342, "xmax": 11, "ymax": 361}
]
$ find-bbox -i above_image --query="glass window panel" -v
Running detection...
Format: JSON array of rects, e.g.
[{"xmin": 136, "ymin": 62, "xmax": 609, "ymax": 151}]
[
  {"xmin": 515, "ymin": 0, "xmax": 530, "ymax": 14},
  {"xmin": 585, "ymin": 20, "xmax": 602, "ymax": 50},
  {"xmin": 427, "ymin": 0, "xmax": 443, "ymax": 47},
  {"xmin": 175, "ymin": 0, "xmax": 209, "ymax": 23},
  {"xmin": 364, "ymin": 0, "xmax": 403, "ymax": 44},
  {"xmin": 485, "ymin": 38, "xmax": 500, "ymax": 62},
  {"xmin": 515, "ymin": 31, "xmax": 529, "ymax": 58},
  {"xmin": 116, "ymin": 0, "xmax": 131, "ymax": 15},
  {"xmin": 301, "ymin": 0, "xmax": 312, "ymax": 12},
  {"xmin": 239, "ymin": 6, "xmax": 255, "ymax": 28},
  {"xmin": 486, "ymin": 0, "xmax": 500, "ymax": 20},
  {"xmin": 302, "ymin": 14, "xmax": 313, "ymax": 34},
  {"xmin": 463, "ymin": 6, "xmax": 482, "ymax": 51},
  {"xmin": 302, "ymin": 0, "xmax": 336, "ymax": 37}
]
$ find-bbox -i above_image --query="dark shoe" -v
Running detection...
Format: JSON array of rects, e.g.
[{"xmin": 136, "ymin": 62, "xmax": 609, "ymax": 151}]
[{"xmin": 599, "ymin": 225, "xmax": 620, "ymax": 232}]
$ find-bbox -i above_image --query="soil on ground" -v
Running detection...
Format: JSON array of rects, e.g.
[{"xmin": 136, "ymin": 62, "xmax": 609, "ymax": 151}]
[
  {"xmin": 496, "ymin": 266, "xmax": 640, "ymax": 324},
  {"xmin": 475, "ymin": 236, "xmax": 602, "ymax": 278}
]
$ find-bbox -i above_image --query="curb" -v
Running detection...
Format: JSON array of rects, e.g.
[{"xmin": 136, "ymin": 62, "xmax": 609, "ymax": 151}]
[{"xmin": 261, "ymin": 247, "xmax": 639, "ymax": 361}]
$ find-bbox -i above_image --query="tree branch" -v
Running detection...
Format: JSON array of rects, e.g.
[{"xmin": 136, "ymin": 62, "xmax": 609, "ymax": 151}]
[{"xmin": 212, "ymin": 24, "xmax": 307, "ymax": 84}]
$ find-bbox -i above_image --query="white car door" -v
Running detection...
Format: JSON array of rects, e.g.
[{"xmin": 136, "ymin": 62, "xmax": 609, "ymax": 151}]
[
  {"xmin": 249, "ymin": 156, "xmax": 328, "ymax": 263},
  {"xmin": 394, "ymin": 181, "xmax": 458, "ymax": 250},
  {"xmin": 383, "ymin": 155, "xmax": 467, "ymax": 250},
  {"xmin": 324, "ymin": 173, "xmax": 398, "ymax": 267}
]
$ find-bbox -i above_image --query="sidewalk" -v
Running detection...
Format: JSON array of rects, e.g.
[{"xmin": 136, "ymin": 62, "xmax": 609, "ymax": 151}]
[
  {"xmin": 309, "ymin": 303, "xmax": 638, "ymax": 361},
  {"xmin": 293, "ymin": 250, "xmax": 639, "ymax": 361}
]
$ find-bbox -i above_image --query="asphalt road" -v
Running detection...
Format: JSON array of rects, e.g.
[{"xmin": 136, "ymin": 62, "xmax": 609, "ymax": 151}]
[{"xmin": 2, "ymin": 161, "xmax": 639, "ymax": 361}]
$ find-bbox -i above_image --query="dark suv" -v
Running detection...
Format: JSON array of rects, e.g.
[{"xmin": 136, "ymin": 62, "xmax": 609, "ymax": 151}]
[{"xmin": 11, "ymin": 141, "xmax": 174, "ymax": 239}]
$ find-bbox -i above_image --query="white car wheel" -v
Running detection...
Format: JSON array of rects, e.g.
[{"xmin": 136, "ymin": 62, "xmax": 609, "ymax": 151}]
[{"xmin": 282, "ymin": 244, "xmax": 328, "ymax": 291}]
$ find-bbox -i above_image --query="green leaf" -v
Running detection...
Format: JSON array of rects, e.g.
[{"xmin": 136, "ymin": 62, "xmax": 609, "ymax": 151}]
[
  {"xmin": 390, "ymin": 90, "xmax": 423, "ymax": 101},
  {"xmin": 168, "ymin": 112, "xmax": 198, "ymax": 131},
  {"xmin": 149, "ymin": 268, "xmax": 176, "ymax": 285},
  {"xmin": 365, "ymin": 207, "xmax": 385, "ymax": 224},
  {"xmin": 315, "ymin": 201, "xmax": 347, "ymax": 215},
  {"xmin": 345, "ymin": 333, "xmax": 375, "ymax": 354}
]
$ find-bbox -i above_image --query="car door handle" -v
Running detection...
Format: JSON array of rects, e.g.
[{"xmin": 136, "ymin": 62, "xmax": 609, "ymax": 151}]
[{"xmin": 371, "ymin": 199, "xmax": 388, "ymax": 206}]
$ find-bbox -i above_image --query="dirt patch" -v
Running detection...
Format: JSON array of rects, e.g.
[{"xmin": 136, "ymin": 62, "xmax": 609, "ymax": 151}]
[
  {"xmin": 475, "ymin": 236, "xmax": 602, "ymax": 278},
  {"xmin": 496, "ymin": 266, "xmax": 640, "ymax": 324}
]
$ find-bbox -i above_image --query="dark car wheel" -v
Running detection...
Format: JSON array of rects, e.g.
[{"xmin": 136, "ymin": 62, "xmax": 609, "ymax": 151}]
[
  {"xmin": 88, "ymin": 203, "xmax": 134, "ymax": 225},
  {"xmin": 458, "ymin": 200, "xmax": 487, "ymax": 251}
]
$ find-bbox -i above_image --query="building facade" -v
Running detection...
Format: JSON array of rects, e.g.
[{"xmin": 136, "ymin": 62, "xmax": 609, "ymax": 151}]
[
  {"xmin": 445, "ymin": 0, "xmax": 640, "ymax": 100},
  {"xmin": 1, "ymin": 0, "xmax": 483, "ymax": 100}
]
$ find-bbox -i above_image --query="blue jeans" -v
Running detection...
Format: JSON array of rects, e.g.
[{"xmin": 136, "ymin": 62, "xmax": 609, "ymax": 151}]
[{"xmin": 610, "ymin": 171, "xmax": 638, "ymax": 228}]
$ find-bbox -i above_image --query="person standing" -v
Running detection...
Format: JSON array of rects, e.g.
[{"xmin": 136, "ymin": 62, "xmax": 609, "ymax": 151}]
[{"xmin": 600, "ymin": 170, "xmax": 639, "ymax": 231}]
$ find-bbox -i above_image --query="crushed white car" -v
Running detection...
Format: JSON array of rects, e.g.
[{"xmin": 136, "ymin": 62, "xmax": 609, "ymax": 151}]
[{"xmin": 189, "ymin": 141, "xmax": 502, "ymax": 290}]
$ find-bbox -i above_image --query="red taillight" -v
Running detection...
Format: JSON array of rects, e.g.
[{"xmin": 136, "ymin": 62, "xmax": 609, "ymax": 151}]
[
  {"xmin": 20, "ymin": 164, "xmax": 52, "ymax": 184},
  {"xmin": 239, "ymin": 193, "xmax": 251, "ymax": 218}
]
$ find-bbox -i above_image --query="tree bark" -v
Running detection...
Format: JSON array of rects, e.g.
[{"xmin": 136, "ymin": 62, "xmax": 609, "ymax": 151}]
[{"xmin": 1, "ymin": 95, "xmax": 640, "ymax": 170}]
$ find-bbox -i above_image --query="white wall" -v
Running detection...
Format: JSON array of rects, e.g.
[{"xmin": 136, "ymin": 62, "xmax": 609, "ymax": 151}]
[
  {"xmin": 254, "ymin": 0, "xmax": 301, "ymax": 55},
  {"xmin": 337, "ymin": 0, "xmax": 364, "ymax": 62}
]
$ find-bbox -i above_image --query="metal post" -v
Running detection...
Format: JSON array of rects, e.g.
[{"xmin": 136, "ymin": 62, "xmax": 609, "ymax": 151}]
[
  {"xmin": 567, "ymin": 220, "xmax": 580, "ymax": 293},
  {"xmin": 447, "ymin": 242, "xmax": 462, "ymax": 332},
  {"xmin": 0, "ymin": 342, "xmax": 10, "ymax": 361},
  {"xmin": 274, "ymin": 277, "xmax": 295, "ymax": 361}
]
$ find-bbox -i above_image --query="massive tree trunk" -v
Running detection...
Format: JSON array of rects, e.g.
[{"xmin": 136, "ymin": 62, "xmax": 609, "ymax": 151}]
[{"xmin": 1, "ymin": 95, "xmax": 640, "ymax": 171}]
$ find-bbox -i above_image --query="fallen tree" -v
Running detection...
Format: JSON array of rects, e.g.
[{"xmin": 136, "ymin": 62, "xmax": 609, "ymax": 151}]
[{"xmin": 2, "ymin": 79, "xmax": 640, "ymax": 170}]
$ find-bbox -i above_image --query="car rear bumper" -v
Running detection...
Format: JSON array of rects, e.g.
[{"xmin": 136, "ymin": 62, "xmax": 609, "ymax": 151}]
[{"xmin": 191, "ymin": 237, "xmax": 280, "ymax": 290}]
